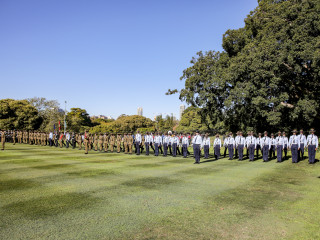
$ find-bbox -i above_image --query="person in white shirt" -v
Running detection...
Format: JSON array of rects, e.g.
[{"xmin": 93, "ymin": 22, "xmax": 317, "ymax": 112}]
[
  {"xmin": 306, "ymin": 128, "xmax": 318, "ymax": 164},
  {"xmin": 234, "ymin": 131, "xmax": 240, "ymax": 158},
  {"xmin": 135, "ymin": 131, "xmax": 142, "ymax": 155},
  {"xmin": 154, "ymin": 132, "xmax": 162, "ymax": 156},
  {"xmin": 49, "ymin": 131, "xmax": 53, "ymax": 147},
  {"xmin": 163, "ymin": 133, "xmax": 169, "ymax": 157},
  {"xmin": 275, "ymin": 131, "xmax": 285, "ymax": 162},
  {"xmin": 65, "ymin": 132, "xmax": 70, "ymax": 148},
  {"xmin": 261, "ymin": 131, "xmax": 271, "ymax": 162},
  {"xmin": 256, "ymin": 133, "xmax": 263, "ymax": 159},
  {"xmin": 289, "ymin": 129, "xmax": 300, "ymax": 163},
  {"xmin": 213, "ymin": 134, "xmax": 221, "ymax": 160},
  {"xmin": 228, "ymin": 132, "xmax": 235, "ymax": 160},
  {"xmin": 171, "ymin": 133, "xmax": 179, "ymax": 157},
  {"xmin": 168, "ymin": 133, "xmax": 173, "ymax": 155},
  {"xmin": 269, "ymin": 133, "xmax": 277, "ymax": 159},
  {"xmin": 202, "ymin": 133, "xmax": 210, "ymax": 159},
  {"xmin": 246, "ymin": 131, "xmax": 256, "ymax": 161},
  {"xmin": 159, "ymin": 132, "xmax": 164, "ymax": 155},
  {"xmin": 192, "ymin": 130, "xmax": 202, "ymax": 164},
  {"xmin": 298, "ymin": 129, "xmax": 307, "ymax": 161},
  {"xmin": 236, "ymin": 132, "xmax": 246, "ymax": 161},
  {"xmin": 223, "ymin": 132, "xmax": 229, "ymax": 158},
  {"xmin": 282, "ymin": 132, "xmax": 289, "ymax": 160},
  {"xmin": 144, "ymin": 132, "xmax": 151, "ymax": 156},
  {"xmin": 181, "ymin": 133, "xmax": 189, "ymax": 158}
]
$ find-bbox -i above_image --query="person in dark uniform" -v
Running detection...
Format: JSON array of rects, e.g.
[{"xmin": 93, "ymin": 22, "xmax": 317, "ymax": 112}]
[
  {"xmin": 297, "ymin": 129, "xmax": 307, "ymax": 161},
  {"xmin": 307, "ymin": 128, "xmax": 318, "ymax": 164},
  {"xmin": 192, "ymin": 130, "xmax": 202, "ymax": 164},
  {"xmin": 261, "ymin": 131, "xmax": 271, "ymax": 162},
  {"xmin": 289, "ymin": 130, "xmax": 300, "ymax": 163},
  {"xmin": 275, "ymin": 131, "xmax": 284, "ymax": 162},
  {"xmin": 255, "ymin": 133, "xmax": 262, "ymax": 159},
  {"xmin": 228, "ymin": 132, "xmax": 235, "ymax": 160},
  {"xmin": 269, "ymin": 133, "xmax": 276, "ymax": 160},
  {"xmin": 213, "ymin": 134, "xmax": 221, "ymax": 160}
]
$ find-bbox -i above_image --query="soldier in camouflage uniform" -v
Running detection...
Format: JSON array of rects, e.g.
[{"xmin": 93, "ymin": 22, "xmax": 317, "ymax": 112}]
[
  {"xmin": 117, "ymin": 133, "xmax": 122, "ymax": 153},
  {"xmin": 128, "ymin": 133, "xmax": 133, "ymax": 154}
]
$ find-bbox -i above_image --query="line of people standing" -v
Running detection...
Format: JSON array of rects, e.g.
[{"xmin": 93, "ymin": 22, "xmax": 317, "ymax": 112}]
[{"xmin": 1, "ymin": 128, "xmax": 318, "ymax": 164}]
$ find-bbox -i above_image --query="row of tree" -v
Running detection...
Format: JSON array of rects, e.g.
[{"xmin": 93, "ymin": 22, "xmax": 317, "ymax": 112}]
[{"xmin": 0, "ymin": 98, "xmax": 183, "ymax": 133}]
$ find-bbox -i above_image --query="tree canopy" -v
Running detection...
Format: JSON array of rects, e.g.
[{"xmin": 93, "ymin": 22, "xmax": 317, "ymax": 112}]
[
  {"xmin": 170, "ymin": 0, "xmax": 320, "ymax": 133},
  {"xmin": 66, "ymin": 108, "xmax": 92, "ymax": 132},
  {"xmin": 28, "ymin": 97, "xmax": 64, "ymax": 132},
  {"xmin": 90, "ymin": 115, "xmax": 154, "ymax": 133},
  {"xmin": 0, "ymin": 99, "xmax": 42, "ymax": 130}
]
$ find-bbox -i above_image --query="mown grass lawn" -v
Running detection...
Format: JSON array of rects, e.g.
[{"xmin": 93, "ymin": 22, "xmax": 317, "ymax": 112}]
[{"xmin": 0, "ymin": 143, "xmax": 319, "ymax": 240}]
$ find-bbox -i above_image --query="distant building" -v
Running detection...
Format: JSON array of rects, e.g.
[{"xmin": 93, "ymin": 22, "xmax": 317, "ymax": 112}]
[
  {"xmin": 91, "ymin": 115, "xmax": 114, "ymax": 120},
  {"xmin": 179, "ymin": 105, "xmax": 186, "ymax": 119},
  {"xmin": 137, "ymin": 107, "xmax": 143, "ymax": 116}
]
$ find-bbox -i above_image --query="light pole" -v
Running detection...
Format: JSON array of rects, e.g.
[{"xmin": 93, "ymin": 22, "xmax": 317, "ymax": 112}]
[{"xmin": 64, "ymin": 101, "xmax": 67, "ymax": 134}]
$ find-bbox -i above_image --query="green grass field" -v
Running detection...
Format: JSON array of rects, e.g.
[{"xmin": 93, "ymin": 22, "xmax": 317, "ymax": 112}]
[{"xmin": 0, "ymin": 144, "xmax": 319, "ymax": 240}]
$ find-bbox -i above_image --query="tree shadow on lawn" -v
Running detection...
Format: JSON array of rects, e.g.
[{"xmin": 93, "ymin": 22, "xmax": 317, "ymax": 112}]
[{"xmin": 3, "ymin": 192, "xmax": 101, "ymax": 220}]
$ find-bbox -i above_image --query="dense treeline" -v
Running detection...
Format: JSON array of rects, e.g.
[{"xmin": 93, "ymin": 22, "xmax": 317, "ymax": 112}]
[
  {"xmin": 168, "ymin": 0, "xmax": 320, "ymax": 133},
  {"xmin": 0, "ymin": 98, "xmax": 180, "ymax": 133}
]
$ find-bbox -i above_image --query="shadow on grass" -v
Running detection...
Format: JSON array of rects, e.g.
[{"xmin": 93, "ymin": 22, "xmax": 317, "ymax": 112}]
[
  {"xmin": 32, "ymin": 164, "xmax": 73, "ymax": 170},
  {"xmin": 121, "ymin": 176, "xmax": 181, "ymax": 189},
  {"xmin": 3, "ymin": 192, "xmax": 100, "ymax": 219},
  {"xmin": 200, "ymin": 158, "xmax": 219, "ymax": 164},
  {"xmin": 66, "ymin": 169, "xmax": 118, "ymax": 178},
  {"xmin": 0, "ymin": 178, "xmax": 40, "ymax": 191}
]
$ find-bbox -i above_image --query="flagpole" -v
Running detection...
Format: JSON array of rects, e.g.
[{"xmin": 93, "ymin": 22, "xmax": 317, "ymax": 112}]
[{"xmin": 64, "ymin": 101, "xmax": 67, "ymax": 135}]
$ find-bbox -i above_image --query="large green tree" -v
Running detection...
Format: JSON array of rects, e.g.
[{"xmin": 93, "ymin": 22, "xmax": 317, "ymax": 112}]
[
  {"xmin": 66, "ymin": 108, "xmax": 92, "ymax": 132},
  {"xmin": 0, "ymin": 99, "xmax": 42, "ymax": 130},
  {"xmin": 169, "ymin": 0, "xmax": 320, "ymax": 133},
  {"xmin": 28, "ymin": 97, "xmax": 64, "ymax": 132}
]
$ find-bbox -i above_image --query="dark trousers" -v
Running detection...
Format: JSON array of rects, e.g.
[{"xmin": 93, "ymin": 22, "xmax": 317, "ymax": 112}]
[
  {"xmin": 228, "ymin": 145, "xmax": 234, "ymax": 159},
  {"xmin": 214, "ymin": 145, "xmax": 220, "ymax": 159},
  {"xmin": 269, "ymin": 145, "xmax": 275, "ymax": 159},
  {"xmin": 145, "ymin": 142, "xmax": 150, "ymax": 155},
  {"xmin": 168, "ymin": 144, "xmax": 172, "ymax": 155},
  {"xmin": 308, "ymin": 145, "xmax": 316, "ymax": 163},
  {"xmin": 66, "ymin": 140, "xmax": 69, "ymax": 148},
  {"xmin": 238, "ymin": 144, "xmax": 244, "ymax": 160},
  {"xmin": 283, "ymin": 144, "xmax": 288, "ymax": 159},
  {"xmin": 291, "ymin": 144, "xmax": 298, "ymax": 163},
  {"xmin": 256, "ymin": 144, "xmax": 261, "ymax": 158},
  {"xmin": 248, "ymin": 144, "xmax": 255, "ymax": 161},
  {"xmin": 298, "ymin": 143, "xmax": 305, "ymax": 161},
  {"xmin": 182, "ymin": 144, "xmax": 188, "ymax": 157},
  {"xmin": 136, "ymin": 141, "xmax": 141, "ymax": 155},
  {"xmin": 49, "ymin": 138, "xmax": 53, "ymax": 146},
  {"xmin": 193, "ymin": 144, "xmax": 201, "ymax": 163},
  {"xmin": 150, "ymin": 143, "xmax": 155, "ymax": 152},
  {"xmin": 163, "ymin": 143, "xmax": 168, "ymax": 156},
  {"xmin": 204, "ymin": 145, "xmax": 209, "ymax": 158},
  {"xmin": 172, "ymin": 143, "xmax": 177, "ymax": 157},
  {"xmin": 177, "ymin": 146, "xmax": 181, "ymax": 155},
  {"xmin": 154, "ymin": 143, "xmax": 159, "ymax": 156},
  {"xmin": 235, "ymin": 148, "xmax": 238, "ymax": 158},
  {"xmin": 276, "ymin": 145, "xmax": 283, "ymax": 162},
  {"xmin": 262, "ymin": 145, "xmax": 269, "ymax": 161},
  {"xmin": 159, "ymin": 145, "xmax": 163, "ymax": 154},
  {"xmin": 223, "ymin": 146, "xmax": 228, "ymax": 157}
]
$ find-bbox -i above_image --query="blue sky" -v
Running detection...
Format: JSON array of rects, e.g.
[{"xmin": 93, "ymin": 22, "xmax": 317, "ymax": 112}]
[{"xmin": 0, "ymin": 0, "xmax": 258, "ymax": 119}]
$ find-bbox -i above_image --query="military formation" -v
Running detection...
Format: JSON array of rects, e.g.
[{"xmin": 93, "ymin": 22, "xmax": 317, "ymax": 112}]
[{"xmin": 0, "ymin": 128, "xmax": 318, "ymax": 164}]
